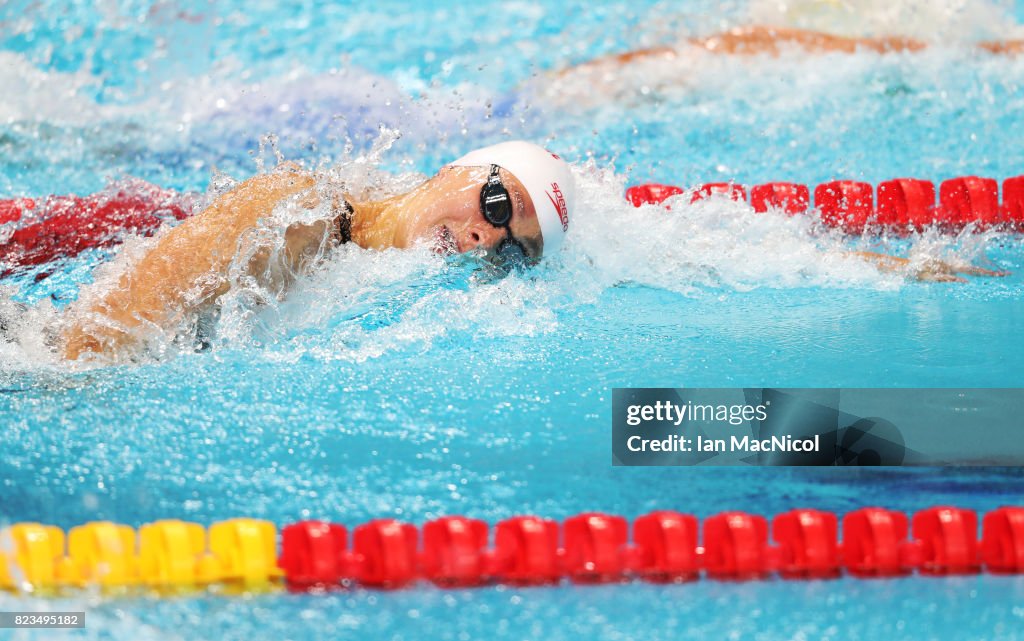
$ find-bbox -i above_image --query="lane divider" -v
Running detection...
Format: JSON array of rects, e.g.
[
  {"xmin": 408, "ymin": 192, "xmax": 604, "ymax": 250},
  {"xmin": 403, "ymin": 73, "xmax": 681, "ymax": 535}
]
[
  {"xmin": 626, "ymin": 175, "xmax": 1024, "ymax": 233},
  {"xmin": 0, "ymin": 187, "xmax": 189, "ymax": 278},
  {"xmin": 3, "ymin": 172, "xmax": 1020, "ymax": 279},
  {"xmin": 1, "ymin": 507, "xmax": 1022, "ymax": 594}
]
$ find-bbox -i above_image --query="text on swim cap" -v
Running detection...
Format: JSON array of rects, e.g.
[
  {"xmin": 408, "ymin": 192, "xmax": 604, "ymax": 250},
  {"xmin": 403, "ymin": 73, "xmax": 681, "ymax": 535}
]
[{"xmin": 546, "ymin": 183, "xmax": 569, "ymax": 231}]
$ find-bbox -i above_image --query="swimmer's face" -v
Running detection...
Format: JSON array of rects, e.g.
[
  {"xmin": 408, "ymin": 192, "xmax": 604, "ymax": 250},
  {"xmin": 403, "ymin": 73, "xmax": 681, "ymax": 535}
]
[{"xmin": 398, "ymin": 165, "xmax": 543, "ymax": 260}]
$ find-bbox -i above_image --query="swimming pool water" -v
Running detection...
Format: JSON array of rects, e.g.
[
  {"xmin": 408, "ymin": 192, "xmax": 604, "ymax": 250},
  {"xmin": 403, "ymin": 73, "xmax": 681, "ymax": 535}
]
[{"xmin": 2, "ymin": 1, "xmax": 1024, "ymax": 639}]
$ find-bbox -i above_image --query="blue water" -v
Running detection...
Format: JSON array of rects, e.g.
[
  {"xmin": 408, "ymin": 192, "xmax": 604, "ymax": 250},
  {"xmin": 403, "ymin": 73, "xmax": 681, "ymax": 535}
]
[{"xmin": 3, "ymin": 1, "xmax": 1024, "ymax": 640}]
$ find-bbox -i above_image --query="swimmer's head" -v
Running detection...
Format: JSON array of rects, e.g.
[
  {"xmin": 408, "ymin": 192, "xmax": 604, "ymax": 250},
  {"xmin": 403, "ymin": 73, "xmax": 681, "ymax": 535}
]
[
  {"xmin": 448, "ymin": 141, "xmax": 575, "ymax": 257},
  {"xmin": 392, "ymin": 141, "xmax": 575, "ymax": 261}
]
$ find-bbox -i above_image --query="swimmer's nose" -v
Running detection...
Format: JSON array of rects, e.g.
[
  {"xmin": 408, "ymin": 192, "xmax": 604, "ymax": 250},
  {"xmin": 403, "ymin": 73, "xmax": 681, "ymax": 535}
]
[{"xmin": 466, "ymin": 223, "xmax": 506, "ymax": 252}]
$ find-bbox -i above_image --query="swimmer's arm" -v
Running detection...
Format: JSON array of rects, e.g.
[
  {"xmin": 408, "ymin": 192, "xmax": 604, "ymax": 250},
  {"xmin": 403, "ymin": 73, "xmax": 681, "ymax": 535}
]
[
  {"xmin": 561, "ymin": 25, "xmax": 1022, "ymax": 76},
  {"xmin": 708, "ymin": 27, "xmax": 1017, "ymax": 57},
  {"xmin": 558, "ymin": 25, "xmax": 927, "ymax": 74},
  {"xmin": 690, "ymin": 26, "xmax": 926, "ymax": 55},
  {"xmin": 62, "ymin": 170, "xmax": 318, "ymax": 360},
  {"xmin": 851, "ymin": 251, "xmax": 1008, "ymax": 282}
]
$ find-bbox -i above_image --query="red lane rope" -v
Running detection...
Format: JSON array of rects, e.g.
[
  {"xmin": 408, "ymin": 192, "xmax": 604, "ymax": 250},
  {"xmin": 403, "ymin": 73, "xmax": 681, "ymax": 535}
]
[
  {"xmin": 278, "ymin": 506, "xmax": 1024, "ymax": 588},
  {"xmin": 626, "ymin": 175, "xmax": 1024, "ymax": 233},
  {"xmin": 0, "ymin": 186, "xmax": 190, "ymax": 278},
  {"xmin": 2, "ymin": 173, "xmax": 1022, "ymax": 280}
]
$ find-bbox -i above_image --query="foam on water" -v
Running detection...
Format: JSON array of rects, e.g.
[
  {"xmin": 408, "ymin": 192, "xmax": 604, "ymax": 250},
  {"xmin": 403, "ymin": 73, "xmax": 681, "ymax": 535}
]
[
  {"xmin": 747, "ymin": 0, "xmax": 1024, "ymax": 41},
  {"xmin": 0, "ymin": 51, "xmax": 107, "ymax": 125},
  {"xmin": 0, "ymin": 44, "xmax": 521, "ymax": 196}
]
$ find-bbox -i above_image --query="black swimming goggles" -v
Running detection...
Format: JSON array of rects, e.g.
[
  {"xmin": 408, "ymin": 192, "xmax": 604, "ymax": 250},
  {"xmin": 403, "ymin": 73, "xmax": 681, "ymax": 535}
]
[{"xmin": 480, "ymin": 164, "xmax": 531, "ymax": 265}]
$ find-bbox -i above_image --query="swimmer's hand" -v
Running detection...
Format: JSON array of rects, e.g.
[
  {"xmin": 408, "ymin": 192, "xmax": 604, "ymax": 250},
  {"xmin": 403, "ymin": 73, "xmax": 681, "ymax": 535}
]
[{"xmin": 851, "ymin": 251, "xmax": 1009, "ymax": 283}]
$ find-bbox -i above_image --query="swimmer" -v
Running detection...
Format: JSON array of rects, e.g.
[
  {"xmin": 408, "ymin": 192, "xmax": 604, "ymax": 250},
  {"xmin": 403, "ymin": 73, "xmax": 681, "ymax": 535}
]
[
  {"xmin": 543, "ymin": 25, "xmax": 1024, "ymax": 104},
  {"xmin": 562, "ymin": 24, "xmax": 1023, "ymax": 73},
  {"xmin": 4, "ymin": 140, "xmax": 1003, "ymax": 363},
  {"xmin": 59, "ymin": 141, "xmax": 575, "ymax": 361}
]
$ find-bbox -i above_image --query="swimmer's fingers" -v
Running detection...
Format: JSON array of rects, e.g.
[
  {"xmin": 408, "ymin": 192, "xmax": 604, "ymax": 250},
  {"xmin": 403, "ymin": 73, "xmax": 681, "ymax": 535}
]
[
  {"xmin": 856, "ymin": 252, "xmax": 1007, "ymax": 281},
  {"xmin": 915, "ymin": 269, "xmax": 966, "ymax": 283},
  {"xmin": 979, "ymin": 39, "xmax": 1024, "ymax": 55},
  {"xmin": 915, "ymin": 259, "xmax": 1007, "ymax": 281},
  {"xmin": 952, "ymin": 264, "xmax": 1010, "ymax": 277}
]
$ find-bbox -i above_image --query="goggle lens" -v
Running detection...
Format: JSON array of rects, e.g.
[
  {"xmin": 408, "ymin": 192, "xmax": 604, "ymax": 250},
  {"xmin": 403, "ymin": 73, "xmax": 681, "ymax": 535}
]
[
  {"xmin": 481, "ymin": 167, "xmax": 512, "ymax": 226},
  {"xmin": 479, "ymin": 164, "xmax": 532, "ymax": 266}
]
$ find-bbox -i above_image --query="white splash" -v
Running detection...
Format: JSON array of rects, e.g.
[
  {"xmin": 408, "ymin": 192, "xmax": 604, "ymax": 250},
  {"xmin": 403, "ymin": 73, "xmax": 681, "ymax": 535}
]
[
  {"xmin": 746, "ymin": 0, "xmax": 1024, "ymax": 41},
  {"xmin": 0, "ymin": 51, "xmax": 110, "ymax": 125}
]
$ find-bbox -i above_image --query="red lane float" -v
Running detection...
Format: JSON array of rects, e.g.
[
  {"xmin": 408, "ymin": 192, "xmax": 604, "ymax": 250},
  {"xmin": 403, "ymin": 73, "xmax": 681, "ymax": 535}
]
[
  {"xmin": 278, "ymin": 520, "xmax": 348, "ymax": 588},
  {"xmin": 0, "ymin": 185, "xmax": 190, "ymax": 277},
  {"xmin": 751, "ymin": 182, "xmax": 809, "ymax": 215},
  {"xmin": 351, "ymin": 519, "xmax": 418, "ymax": 588},
  {"xmin": 982, "ymin": 506, "xmax": 1024, "ymax": 573},
  {"xmin": 492, "ymin": 516, "xmax": 562, "ymax": 585},
  {"xmin": 631, "ymin": 511, "xmax": 700, "ymax": 582},
  {"xmin": 913, "ymin": 506, "xmax": 980, "ymax": 575},
  {"xmin": 562, "ymin": 512, "xmax": 629, "ymax": 583},
  {"xmin": 876, "ymin": 178, "xmax": 936, "ymax": 230},
  {"xmin": 0, "ymin": 198, "xmax": 35, "ymax": 225},
  {"xmin": 940, "ymin": 176, "xmax": 1000, "ymax": 229},
  {"xmin": 841, "ymin": 507, "xmax": 914, "ymax": 577},
  {"xmin": 692, "ymin": 183, "xmax": 747, "ymax": 203},
  {"xmin": 421, "ymin": 516, "xmax": 489, "ymax": 587},
  {"xmin": 703, "ymin": 511, "xmax": 770, "ymax": 579},
  {"xmin": 814, "ymin": 180, "xmax": 874, "ymax": 232},
  {"xmin": 772, "ymin": 509, "xmax": 840, "ymax": 579},
  {"xmin": 1003, "ymin": 177, "xmax": 1024, "ymax": 230},
  {"xmin": 625, "ymin": 183, "xmax": 684, "ymax": 207},
  {"xmin": 626, "ymin": 174, "xmax": 1024, "ymax": 232}
]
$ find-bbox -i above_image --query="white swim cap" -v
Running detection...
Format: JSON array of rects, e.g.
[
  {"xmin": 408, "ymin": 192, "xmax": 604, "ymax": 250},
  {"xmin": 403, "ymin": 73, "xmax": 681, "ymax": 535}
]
[{"xmin": 449, "ymin": 141, "xmax": 575, "ymax": 256}]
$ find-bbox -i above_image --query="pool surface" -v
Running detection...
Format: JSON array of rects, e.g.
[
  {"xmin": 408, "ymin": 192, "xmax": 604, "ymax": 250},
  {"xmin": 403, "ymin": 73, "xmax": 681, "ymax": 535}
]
[{"xmin": 2, "ymin": 1, "xmax": 1024, "ymax": 639}]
